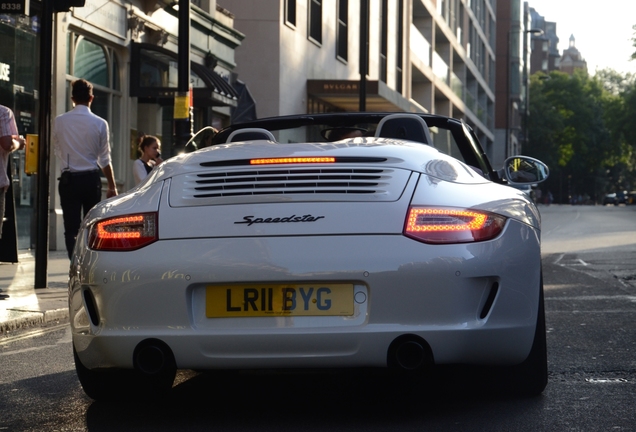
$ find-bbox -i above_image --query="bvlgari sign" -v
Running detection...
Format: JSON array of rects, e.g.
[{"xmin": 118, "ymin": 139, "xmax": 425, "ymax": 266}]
[
  {"xmin": 307, "ymin": 80, "xmax": 378, "ymax": 96},
  {"xmin": 308, "ymin": 80, "xmax": 359, "ymax": 95},
  {"xmin": 323, "ymin": 82, "xmax": 359, "ymax": 92}
]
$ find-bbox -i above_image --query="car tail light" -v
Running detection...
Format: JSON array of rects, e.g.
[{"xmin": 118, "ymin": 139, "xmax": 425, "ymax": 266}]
[
  {"xmin": 88, "ymin": 213, "xmax": 158, "ymax": 251},
  {"xmin": 404, "ymin": 207, "xmax": 506, "ymax": 244},
  {"xmin": 250, "ymin": 157, "xmax": 336, "ymax": 165}
]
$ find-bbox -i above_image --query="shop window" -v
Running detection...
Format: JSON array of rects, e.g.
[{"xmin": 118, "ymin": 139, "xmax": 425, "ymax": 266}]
[
  {"xmin": 75, "ymin": 39, "xmax": 108, "ymax": 87},
  {"xmin": 0, "ymin": 16, "xmax": 39, "ymax": 250},
  {"xmin": 67, "ymin": 34, "xmax": 123, "ymax": 184},
  {"xmin": 130, "ymin": 43, "xmax": 238, "ymax": 106}
]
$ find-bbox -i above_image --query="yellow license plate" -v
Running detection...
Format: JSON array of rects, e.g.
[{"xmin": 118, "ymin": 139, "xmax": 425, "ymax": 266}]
[{"xmin": 206, "ymin": 283, "xmax": 354, "ymax": 317}]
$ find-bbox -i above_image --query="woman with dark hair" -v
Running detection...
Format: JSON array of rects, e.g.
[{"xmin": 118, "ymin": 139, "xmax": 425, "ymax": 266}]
[{"xmin": 133, "ymin": 135, "xmax": 163, "ymax": 185}]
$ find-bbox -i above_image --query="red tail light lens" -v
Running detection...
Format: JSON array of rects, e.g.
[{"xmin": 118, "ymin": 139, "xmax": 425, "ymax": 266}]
[
  {"xmin": 250, "ymin": 157, "xmax": 336, "ymax": 165},
  {"xmin": 404, "ymin": 207, "xmax": 506, "ymax": 244},
  {"xmin": 88, "ymin": 213, "xmax": 158, "ymax": 251}
]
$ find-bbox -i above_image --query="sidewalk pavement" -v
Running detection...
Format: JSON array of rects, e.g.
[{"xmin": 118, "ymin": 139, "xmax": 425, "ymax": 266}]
[{"xmin": 0, "ymin": 250, "xmax": 70, "ymax": 335}]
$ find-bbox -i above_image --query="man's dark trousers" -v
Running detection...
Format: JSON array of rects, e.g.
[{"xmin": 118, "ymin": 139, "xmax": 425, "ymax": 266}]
[{"xmin": 58, "ymin": 170, "xmax": 101, "ymax": 259}]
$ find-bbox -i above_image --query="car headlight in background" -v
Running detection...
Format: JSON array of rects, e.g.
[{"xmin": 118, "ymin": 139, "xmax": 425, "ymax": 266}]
[
  {"xmin": 404, "ymin": 207, "xmax": 506, "ymax": 244},
  {"xmin": 88, "ymin": 213, "xmax": 158, "ymax": 251}
]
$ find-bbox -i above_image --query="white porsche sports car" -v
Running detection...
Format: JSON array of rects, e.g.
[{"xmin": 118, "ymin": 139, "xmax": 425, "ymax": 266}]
[{"xmin": 69, "ymin": 113, "xmax": 549, "ymax": 400}]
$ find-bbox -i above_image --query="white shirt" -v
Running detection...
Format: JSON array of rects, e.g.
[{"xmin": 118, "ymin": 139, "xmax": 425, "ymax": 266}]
[
  {"xmin": 52, "ymin": 104, "xmax": 112, "ymax": 172},
  {"xmin": 133, "ymin": 158, "xmax": 156, "ymax": 185},
  {"xmin": 0, "ymin": 105, "xmax": 19, "ymax": 189}
]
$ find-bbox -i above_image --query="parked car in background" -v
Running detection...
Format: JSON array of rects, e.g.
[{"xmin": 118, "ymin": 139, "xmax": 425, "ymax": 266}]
[
  {"xmin": 603, "ymin": 191, "xmax": 630, "ymax": 205},
  {"xmin": 68, "ymin": 112, "xmax": 550, "ymax": 401},
  {"xmin": 628, "ymin": 191, "xmax": 636, "ymax": 205},
  {"xmin": 603, "ymin": 193, "xmax": 618, "ymax": 205}
]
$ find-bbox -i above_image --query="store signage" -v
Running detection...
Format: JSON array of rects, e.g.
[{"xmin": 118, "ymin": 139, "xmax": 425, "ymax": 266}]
[
  {"xmin": 73, "ymin": 0, "xmax": 126, "ymax": 39},
  {"xmin": 0, "ymin": 0, "xmax": 29, "ymax": 14},
  {"xmin": 0, "ymin": 62, "xmax": 9, "ymax": 82},
  {"xmin": 321, "ymin": 81, "xmax": 359, "ymax": 93},
  {"xmin": 307, "ymin": 80, "xmax": 365, "ymax": 95}
]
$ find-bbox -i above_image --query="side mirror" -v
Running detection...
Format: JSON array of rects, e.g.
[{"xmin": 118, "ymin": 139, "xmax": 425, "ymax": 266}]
[{"xmin": 502, "ymin": 156, "xmax": 549, "ymax": 185}]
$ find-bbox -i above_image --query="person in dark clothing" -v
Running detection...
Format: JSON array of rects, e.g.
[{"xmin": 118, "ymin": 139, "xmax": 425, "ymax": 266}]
[{"xmin": 52, "ymin": 79, "xmax": 118, "ymax": 259}]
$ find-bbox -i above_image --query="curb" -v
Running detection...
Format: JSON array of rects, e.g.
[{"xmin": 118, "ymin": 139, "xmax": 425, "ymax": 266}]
[{"xmin": 0, "ymin": 308, "xmax": 69, "ymax": 334}]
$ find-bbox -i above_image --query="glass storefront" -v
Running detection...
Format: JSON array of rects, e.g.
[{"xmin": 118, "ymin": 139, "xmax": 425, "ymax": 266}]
[
  {"xmin": 0, "ymin": 12, "xmax": 39, "ymax": 250},
  {"xmin": 3, "ymin": 3, "xmax": 245, "ymax": 254}
]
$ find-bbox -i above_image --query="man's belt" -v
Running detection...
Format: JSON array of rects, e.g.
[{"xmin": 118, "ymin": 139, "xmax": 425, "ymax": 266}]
[{"xmin": 68, "ymin": 169, "xmax": 100, "ymax": 176}]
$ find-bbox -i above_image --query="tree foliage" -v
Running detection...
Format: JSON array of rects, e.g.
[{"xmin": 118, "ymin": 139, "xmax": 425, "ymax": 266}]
[
  {"xmin": 632, "ymin": 24, "xmax": 636, "ymax": 61},
  {"xmin": 525, "ymin": 69, "xmax": 636, "ymax": 204}
]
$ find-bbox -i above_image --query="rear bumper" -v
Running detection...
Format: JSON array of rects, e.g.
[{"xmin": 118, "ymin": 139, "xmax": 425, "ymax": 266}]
[
  {"xmin": 70, "ymin": 220, "xmax": 541, "ymax": 370},
  {"xmin": 73, "ymin": 323, "xmax": 536, "ymax": 371}
]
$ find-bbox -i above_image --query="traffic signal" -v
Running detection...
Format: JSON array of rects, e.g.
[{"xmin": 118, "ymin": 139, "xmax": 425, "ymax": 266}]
[{"xmin": 52, "ymin": 0, "xmax": 85, "ymax": 12}]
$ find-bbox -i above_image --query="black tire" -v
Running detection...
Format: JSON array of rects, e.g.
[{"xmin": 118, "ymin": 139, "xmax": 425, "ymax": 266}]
[
  {"xmin": 73, "ymin": 345, "xmax": 176, "ymax": 401},
  {"xmin": 495, "ymin": 275, "xmax": 548, "ymax": 396}
]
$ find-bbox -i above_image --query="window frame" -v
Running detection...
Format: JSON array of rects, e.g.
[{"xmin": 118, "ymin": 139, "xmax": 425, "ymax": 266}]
[
  {"xmin": 336, "ymin": 0, "xmax": 348, "ymax": 62},
  {"xmin": 308, "ymin": 0, "xmax": 323, "ymax": 46},
  {"xmin": 396, "ymin": 0, "xmax": 404, "ymax": 93},
  {"xmin": 379, "ymin": 0, "xmax": 388, "ymax": 83},
  {"xmin": 285, "ymin": 0, "xmax": 297, "ymax": 28}
]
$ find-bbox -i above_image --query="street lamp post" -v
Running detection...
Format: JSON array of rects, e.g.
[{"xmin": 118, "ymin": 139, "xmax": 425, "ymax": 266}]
[
  {"xmin": 174, "ymin": 0, "xmax": 191, "ymax": 151},
  {"xmin": 34, "ymin": 0, "xmax": 54, "ymax": 288}
]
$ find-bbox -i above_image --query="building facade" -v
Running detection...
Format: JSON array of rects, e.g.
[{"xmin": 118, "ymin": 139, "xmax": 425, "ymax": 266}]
[
  {"xmin": 229, "ymin": 0, "xmax": 496, "ymax": 162},
  {"xmin": 4, "ymin": 0, "xmax": 506, "ymax": 253},
  {"xmin": 559, "ymin": 34, "xmax": 587, "ymax": 75},
  {"xmin": 529, "ymin": 7, "xmax": 560, "ymax": 75},
  {"xmin": 2, "ymin": 0, "xmax": 245, "ymax": 251},
  {"xmin": 0, "ymin": 8, "xmax": 39, "ymax": 256},
  {"xmin": 494, "ymin": 0, "xmax": 533, "ymax": 163}
]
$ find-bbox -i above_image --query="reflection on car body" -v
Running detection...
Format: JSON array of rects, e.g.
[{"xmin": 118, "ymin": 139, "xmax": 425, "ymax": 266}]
[{"xmin": 68, "ymin": 112, "xmax": 550, "ymax": 401}]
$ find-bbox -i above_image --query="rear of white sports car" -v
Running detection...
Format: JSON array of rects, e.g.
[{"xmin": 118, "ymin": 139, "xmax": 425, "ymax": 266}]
[{"xmin": 69, "ymin": 137, "xmax": 547, "ymax": 400}]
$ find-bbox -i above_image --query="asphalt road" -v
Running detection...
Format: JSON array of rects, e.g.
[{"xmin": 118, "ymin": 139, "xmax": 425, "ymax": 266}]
[{"xmin": 0, "ymin": 204, "xmax": 634, "ymax": 431}]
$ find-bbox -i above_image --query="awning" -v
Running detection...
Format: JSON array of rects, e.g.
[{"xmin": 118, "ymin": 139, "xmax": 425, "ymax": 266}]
[
  {"xmin": 230, "ymin": 78, "xmax": 257, "ymax": 123},
  {"xmin": 307, "ymin": 79, "xmax": 421, "ymax": 113},
  {"xmin": 130, "ymin": 42, "xmax": 238, "ymax": 107}
]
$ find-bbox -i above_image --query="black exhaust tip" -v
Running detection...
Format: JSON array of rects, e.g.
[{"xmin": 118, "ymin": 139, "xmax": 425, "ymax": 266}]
[
  {"xmin": 396, "ymin": 341, "xmax": 426, "ymax": 369},
  {"xmin": 387, "ymin": 335, "xmax": 434, "ymax": 371},
  {"xmin": 133, "ymin": 339, "xmax": 176, "ymax": 376}
]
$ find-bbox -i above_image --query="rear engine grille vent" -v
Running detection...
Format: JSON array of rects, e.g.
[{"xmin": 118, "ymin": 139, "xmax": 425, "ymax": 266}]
[
  {"xmin": 170, "ymin": 165, "xmax": 411, "ymax": 206},
  {"xmin": 192, "ymin": 167, "xmax": 386, "ymax": 198}
]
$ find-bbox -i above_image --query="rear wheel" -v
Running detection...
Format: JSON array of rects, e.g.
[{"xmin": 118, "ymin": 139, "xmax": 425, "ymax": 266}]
[
  {"xmin": 493, "ymin": 276, "xmax": 548, "ymax": 396},
  {"xmin": 73, "ymin": 346, "xmax": 176, "ymax": 401}
]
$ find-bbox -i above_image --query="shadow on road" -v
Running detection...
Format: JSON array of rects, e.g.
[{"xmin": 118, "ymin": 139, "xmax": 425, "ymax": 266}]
[{"xmin": 84, "ymin": 368, "xmax": 547, "ymax": 432}]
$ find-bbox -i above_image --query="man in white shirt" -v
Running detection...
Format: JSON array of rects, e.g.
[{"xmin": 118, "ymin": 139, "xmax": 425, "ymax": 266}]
[
  {"xmin": 53, "ymin": 79, "xmax": 118, "ymax": 258},
  {"xmin": 0, "ymin": 104, "xmax": 25, "ymax": 239}
]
